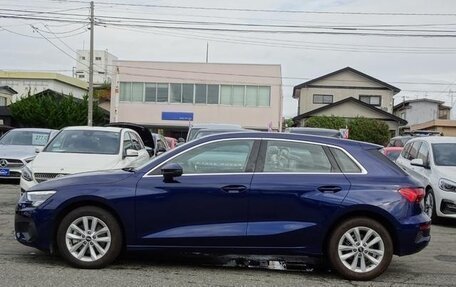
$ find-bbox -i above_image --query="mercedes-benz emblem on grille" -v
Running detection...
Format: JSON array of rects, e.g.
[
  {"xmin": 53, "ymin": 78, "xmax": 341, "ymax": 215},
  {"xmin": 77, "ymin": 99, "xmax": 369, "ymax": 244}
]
[{"xmin": 0, "ymin": 159, "xmax": 8, "ymax": 167}]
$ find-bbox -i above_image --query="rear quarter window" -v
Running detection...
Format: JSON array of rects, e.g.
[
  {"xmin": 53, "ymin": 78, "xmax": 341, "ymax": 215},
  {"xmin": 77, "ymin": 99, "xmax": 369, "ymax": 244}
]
[{"xmin": 330, "ymin": 148, "xmax": 362, "ymax": 173}]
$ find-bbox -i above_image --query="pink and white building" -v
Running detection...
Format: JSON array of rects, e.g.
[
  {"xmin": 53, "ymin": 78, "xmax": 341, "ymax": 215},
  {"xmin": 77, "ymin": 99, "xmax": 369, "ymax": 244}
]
[{"xmin": 110, "ymin": 61, "xmax": 282, "ymax": 138}]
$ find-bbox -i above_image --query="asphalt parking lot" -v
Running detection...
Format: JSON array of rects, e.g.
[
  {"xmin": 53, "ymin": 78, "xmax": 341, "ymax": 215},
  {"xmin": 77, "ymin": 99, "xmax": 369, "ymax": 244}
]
[{"xmin": 1, "ymin": 181, "xmax": 456, "ymax": 287}]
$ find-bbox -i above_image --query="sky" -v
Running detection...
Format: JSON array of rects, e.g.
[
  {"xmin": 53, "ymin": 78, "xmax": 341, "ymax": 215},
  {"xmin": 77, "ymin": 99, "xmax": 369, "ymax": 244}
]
[{"xmin": 1, "ymin": 0, "xmax": 456, "ymax": 119}]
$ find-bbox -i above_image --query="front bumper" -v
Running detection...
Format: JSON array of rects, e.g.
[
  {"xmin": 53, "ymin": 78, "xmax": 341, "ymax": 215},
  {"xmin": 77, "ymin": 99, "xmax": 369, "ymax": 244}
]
[
  {"xmin": 15, "ymin": 205, "xmax": 54, "ymax": 251},
  {"xmin": 435, "ymin": 188, "xmax": 456, "ymax": 218}
]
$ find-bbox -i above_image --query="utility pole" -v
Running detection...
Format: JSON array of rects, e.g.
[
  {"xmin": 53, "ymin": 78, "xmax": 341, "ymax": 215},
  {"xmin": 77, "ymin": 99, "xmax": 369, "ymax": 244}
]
[
  {"xmin": 87, "ymin": 1, "xmax": 94, "ymax": 126},
  {"xmin": 205, "ymin": 42, "xmax": 209, "ymax": 63}
]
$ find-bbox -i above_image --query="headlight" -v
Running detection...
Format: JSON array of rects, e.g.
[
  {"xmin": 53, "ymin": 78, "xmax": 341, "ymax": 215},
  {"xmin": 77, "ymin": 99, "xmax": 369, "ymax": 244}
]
[
  {"xmin": 439, "ymin": 178, "xmax": 456, "ymax": 192},
  {"xmin": 21, "ymin": 165, "xmax": 33, "ymax": 182},
  {"xmin": 25, "ymin": 190, "xmax": 56, "ymax": 207}
]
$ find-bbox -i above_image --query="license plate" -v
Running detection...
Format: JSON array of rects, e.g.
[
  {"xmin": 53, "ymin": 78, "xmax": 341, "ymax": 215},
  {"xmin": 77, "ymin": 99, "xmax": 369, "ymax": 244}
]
[{"xmin": 0, "ymin": 168, "xmax": 10, "ymax": 176}]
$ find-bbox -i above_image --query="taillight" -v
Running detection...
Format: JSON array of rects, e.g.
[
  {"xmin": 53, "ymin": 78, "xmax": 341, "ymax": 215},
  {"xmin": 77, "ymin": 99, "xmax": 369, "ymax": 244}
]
[{"xmin": 398, "ymin": 187, "xmax": 425, "ymax": 203}]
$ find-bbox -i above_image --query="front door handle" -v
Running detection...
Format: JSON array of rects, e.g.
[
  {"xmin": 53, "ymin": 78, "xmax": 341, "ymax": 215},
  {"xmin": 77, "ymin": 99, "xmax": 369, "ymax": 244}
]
[
  {"xmin": 221, "ymin": 185, "xmax": 247, "ymax": 194},
  {"xmin": 318, "ymin": 185, "xmax": 342, "ymax": 193}
]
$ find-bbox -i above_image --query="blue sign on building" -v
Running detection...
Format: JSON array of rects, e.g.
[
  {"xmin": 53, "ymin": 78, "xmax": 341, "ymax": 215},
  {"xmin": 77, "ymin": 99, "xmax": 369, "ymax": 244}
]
[{"xmin": 161, "ymin": 112, "xmax": 194, "ymax": 121}]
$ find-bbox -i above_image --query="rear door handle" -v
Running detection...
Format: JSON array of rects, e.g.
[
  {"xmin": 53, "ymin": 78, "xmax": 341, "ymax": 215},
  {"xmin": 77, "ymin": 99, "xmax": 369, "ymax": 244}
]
[
  {"xmin": 318, "ymin": 186, "xmax": 342, "ymax": 193},
  {"xmin": 221, "ymin": 185, "xmax": 247, "ymax": 194}
]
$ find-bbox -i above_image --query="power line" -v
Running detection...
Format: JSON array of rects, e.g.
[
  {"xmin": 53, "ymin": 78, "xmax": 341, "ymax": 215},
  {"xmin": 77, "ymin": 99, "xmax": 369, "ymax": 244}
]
[
  {"xmin": 52, "ymin": 1, "xmax": 456, "ymax": 16},
  {"xmin": 0, "ymin": 25, "xmax": 87, "ymax": 38}
]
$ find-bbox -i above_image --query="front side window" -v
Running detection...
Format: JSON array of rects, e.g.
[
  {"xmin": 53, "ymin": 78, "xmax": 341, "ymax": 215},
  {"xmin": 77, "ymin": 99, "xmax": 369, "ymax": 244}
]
[
  {"xmin": 408, "ymin": 141, "xmax": 422, "ymax": 160},
  {"xmin": 165, "ymin": 140, "xmax": 254, "ymax": 174},
  {"xmin": 44, "ymin": 130, "xmax": 120, "ymax": 154},
  {"xmin": 432, "ymin": 143, "xmax": 456, "ymax": 166},
  {"xmin": 263, "ymin": 140, "xmax": 332, "ymax": 173},
  {"xmin": 313, "ymin": 94, "xmax": 333, "ymax": 104},
  {"xmin": 129, "ymin": 132, "xmax": 143, "ymax": 150},
  {"xmin": 417, "ymin": 142, "xmax": 429, "ymax": 165}
]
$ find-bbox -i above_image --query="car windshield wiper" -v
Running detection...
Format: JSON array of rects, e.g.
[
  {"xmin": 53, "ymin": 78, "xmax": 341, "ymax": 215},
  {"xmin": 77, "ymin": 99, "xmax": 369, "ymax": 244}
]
[{"xmin": 122, "ymin": 167, "xmax": 136, "ymax": 172}]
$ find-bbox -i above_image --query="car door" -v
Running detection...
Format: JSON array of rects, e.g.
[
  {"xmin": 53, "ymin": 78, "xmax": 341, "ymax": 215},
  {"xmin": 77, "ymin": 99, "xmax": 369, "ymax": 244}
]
[
  {"xmin": 135, "ymin": 139, "xmax": 260, "ymax": 247},
  {"xmin": 409, "ymin": 141, "xmax": 432, "ymax": 186},
  {"xmin": 246, "ymin": 139, "xmax": 352, "ymax": 251}
]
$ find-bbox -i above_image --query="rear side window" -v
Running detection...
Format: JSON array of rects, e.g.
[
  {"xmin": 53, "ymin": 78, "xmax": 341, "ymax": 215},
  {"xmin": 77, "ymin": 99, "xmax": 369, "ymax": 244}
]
[
  {"xmin": 401, "ymin": 143, "xmax": 412, "ymax": 159},
  {"xmin": 262, "ymin": 140, "xmax": 332, "ymax": 173},
  {"xmin": 330, "ymin": 148, "xmax": 362, "ymax": 173}
]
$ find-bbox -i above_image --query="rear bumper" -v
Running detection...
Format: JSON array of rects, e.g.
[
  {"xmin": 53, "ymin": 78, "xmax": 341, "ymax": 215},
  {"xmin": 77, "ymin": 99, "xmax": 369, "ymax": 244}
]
[{"xmin": 395, "ymin": 214, "xmax": 431, "ymax": 256}]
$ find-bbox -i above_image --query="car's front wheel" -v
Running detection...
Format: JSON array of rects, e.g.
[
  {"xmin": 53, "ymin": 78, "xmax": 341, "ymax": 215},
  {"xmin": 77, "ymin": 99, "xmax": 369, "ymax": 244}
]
[
  {"xmin": 56, "ymin": 206, "xmax": 122, "ymax": 268},
  {"xmin": 328, "ymin": 217, "xmax": 393, "ymax": 281}
]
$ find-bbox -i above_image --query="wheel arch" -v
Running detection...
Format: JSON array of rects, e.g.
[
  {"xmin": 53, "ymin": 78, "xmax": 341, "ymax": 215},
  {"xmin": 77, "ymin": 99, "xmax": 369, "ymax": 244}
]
[
  {"xmin": 323, "ymin": 208, "xmax": 399, "ymax": 255},
  {"xmin": 51, "ymin": 197, "xmax": 127, "ymax": 253}
]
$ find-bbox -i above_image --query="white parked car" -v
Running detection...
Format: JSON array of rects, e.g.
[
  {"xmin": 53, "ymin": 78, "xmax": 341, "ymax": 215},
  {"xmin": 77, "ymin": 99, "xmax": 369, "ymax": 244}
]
[
  {"xmin": 20, "ymin": 126, "xmax": 150, "ymax": 191},
  {"xmin": 396, "ymin": 136, "xmax": 456, "ymax": 220}
]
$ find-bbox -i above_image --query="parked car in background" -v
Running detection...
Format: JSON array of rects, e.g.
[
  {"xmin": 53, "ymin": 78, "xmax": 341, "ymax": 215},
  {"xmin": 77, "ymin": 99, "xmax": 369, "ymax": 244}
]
[
  {"xmin": 16, "ymin": 132, "xmax": 430, "ymax": 280},
  {"xmin": 0, "ymin": 128, "xmax": 57, "ymax": 179},
  {"xmin": 396, "ymin": 136, "xmax": 456, "ymax": 220},
  {"xmin": 381, "ymin": 147, "xmax": 403, "ymax": 161},
  {"xmin": 187, "ymin": 123, "xmax": 242, "ymax": 142},
  {"xmin": 285, "ymin": 127, "xmax": 342, "ymax": 138},
  {"xmin": 387, "ymin": 136, "xmax": 413, "ymax": 147},
  {"xmin": 193, "ymin": 128, "xmax": 248, "ymax": 140},
  {"xmin": 106, "ymin": 122, "xmax": 155, "ymax": 157},
  {"xmin": 20, "ymin": 126, "xmax": 150, "ymax": 191}
]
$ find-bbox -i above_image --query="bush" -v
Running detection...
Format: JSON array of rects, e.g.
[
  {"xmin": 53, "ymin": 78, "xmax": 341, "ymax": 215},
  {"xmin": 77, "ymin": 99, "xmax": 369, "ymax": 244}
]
[
  {"xmin": 10, "ymin": 91, "xmax": 108, "ymax": 129},
  {"xmin": 304, "ymin": 115, "xmax": 390, "ymax": 145}
]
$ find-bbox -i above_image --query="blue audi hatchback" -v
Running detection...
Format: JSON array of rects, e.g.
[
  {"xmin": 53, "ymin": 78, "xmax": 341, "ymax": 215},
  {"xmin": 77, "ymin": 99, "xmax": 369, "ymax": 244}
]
[{"xmin": 15, "ymin": 132, "xmax": 430, "ymax": 280}]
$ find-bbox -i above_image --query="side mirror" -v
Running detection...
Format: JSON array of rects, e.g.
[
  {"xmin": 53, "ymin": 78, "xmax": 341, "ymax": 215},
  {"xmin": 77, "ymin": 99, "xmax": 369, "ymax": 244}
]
[
  {"xmin": 161, "ymin": 163, "xmax": 183, "ymax": 181},
  {"xmin": 35, "ymin": 147, "xmax": 44, "ymax": 153},
  {"xmin": 124, "ymin": 149, "xmax": 139, "ymax": 158},
  {"xmin": 145, "ymin": 146, "xmax": 154, "ymax": 157},
  {"xmin": 411, "ymin": 158, "xmax": 429, "ymax": 169}
]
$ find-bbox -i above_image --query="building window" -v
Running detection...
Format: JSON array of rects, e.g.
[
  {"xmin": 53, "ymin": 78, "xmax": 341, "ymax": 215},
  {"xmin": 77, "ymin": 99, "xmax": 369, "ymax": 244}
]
[
  {"xmin": 400, "ymin": 112, "xmax": 406, "ymax": 119},
  {"xmin": 313, "ymin": 94, "xmax": 333, "ymax": 104},
  {"xmin": 157, "ymin": 83, "xmax": 169, "ymax": 102},
  {"xmin": 95, "ymin": 57, "xmax": 102, "ymax": 61},
  {"xmin": 80, "ymin": 56, "xmax": 85, "ymax": 60},
  {"xmin": 170, "ymin": 83, "xmax": 182, "ymax": 103},
  {"xmin": 78, "ymin": 74, "xmax": 85, "ymax": 79},
  {"xmin": 120, "ymin": 82, "xmax": 131, "ymax": 101},
  {"xmin": 131, "ymin": 82, "xmax": 144, "ymax": 102},
  {"xmin": 220, "ymin": 85, "xmax": 232, "ymax": 105},
  {"xmin": 359, "ymin": 95, "xmax": 381, "ymax": 106},
  {"xmin": 145, "ymin": 83, "xmax": 157, "ymax": 102},
  {"xmin": 98, "ymin": 71, "xmax": 105, "ymax": 75},
  {"xmin": 0, "ymin": 96, "xmax": 6, "ymax": 106},
  {"xmin": 195, "ymin": 84, "xmax": 207, "ymax": 104},
  {"xmin": 182, "ymin": 84, "xmax": 194, "ymax": 103},
  {"xmin": 207, "ymin": 85, "xmax": 219, "ymax": 104}
]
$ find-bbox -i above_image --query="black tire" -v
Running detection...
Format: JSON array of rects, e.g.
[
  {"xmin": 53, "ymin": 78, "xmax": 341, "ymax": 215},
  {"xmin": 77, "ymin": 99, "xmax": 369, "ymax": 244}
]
[
  {"xmin": 56, "ymin": 206, "xmax": 122, "ymax": 268},
  {"xmin": 327, "ymin": 217, "xmax": 393, "ymax": 281},
  {"xmin": 425, "ymin": 188, "xmax": 438, "ymax": 222}
]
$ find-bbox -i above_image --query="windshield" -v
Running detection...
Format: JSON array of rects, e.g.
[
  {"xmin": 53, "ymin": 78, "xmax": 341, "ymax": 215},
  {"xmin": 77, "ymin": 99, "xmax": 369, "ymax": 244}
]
[
  {"xmin": 432, "ymin": 143, "xmax": 456, "ymax": 166},
  {"xmin": 44, "ymin": 130, "xmax": 121, "ymax": 155},
  {"xmin": 0, "ymin": 130, "xmax": 51, "ymax": 146}
]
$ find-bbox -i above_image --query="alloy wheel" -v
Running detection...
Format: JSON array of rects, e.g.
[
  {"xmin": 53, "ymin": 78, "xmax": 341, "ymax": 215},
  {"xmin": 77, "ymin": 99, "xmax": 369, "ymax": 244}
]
[
  {"xmin": 65, "ymin": 216, "xmax": 112, "ymax": 262},
  {"xmin": 337, "ymin": 226, "xmax": 385, "ymax": 273},
  {"xmin": 424, "ymin": 192, "xmax": 434, "ymax": 218}
]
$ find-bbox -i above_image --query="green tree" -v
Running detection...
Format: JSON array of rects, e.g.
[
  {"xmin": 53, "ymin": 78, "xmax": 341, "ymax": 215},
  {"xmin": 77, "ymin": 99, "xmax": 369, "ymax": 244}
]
[
  {"xmin": 304, "ymin": 115, "xmax": 390, "ymax": 145},
  {"xmin": 10, "ymin": 91, "xmax": 108, "ymax": 129},
  {"xmin": 304, "ymin": 115, "xmax": 347, "ymax": 130}
]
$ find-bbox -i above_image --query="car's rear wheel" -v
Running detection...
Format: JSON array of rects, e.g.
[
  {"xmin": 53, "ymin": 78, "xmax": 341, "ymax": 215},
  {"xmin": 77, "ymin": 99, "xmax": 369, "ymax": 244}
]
[
  {"xmin": 424, "ymin": 188, "xmax": 437, "ymax": 220},
  {"xmin": 328, "ymin": 217, "xmax": 393, "ymax": 281},
  {"xmin": 56, "ymin": 206, "xmax": 122, "ymax": 268}
]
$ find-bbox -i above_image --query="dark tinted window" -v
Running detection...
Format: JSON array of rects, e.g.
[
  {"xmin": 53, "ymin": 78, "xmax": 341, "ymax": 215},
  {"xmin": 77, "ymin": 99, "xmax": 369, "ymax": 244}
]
[
  {"xmin": 330, "ymin": 148, "xmax": 362, "ymax": 173},
  {"xmin": 432, "ymin": 143, "xmax": 456, "ymax": 166},
  {"xmin": 263, "ymin": 141, "xmax": 332, "ymax": 173}
]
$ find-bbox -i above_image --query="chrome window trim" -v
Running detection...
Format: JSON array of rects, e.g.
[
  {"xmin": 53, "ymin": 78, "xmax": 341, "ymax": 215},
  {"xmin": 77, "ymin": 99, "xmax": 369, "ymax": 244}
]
[{"xmin": 143, "ymin": 137, "xmax": 367, "ymax": 178}]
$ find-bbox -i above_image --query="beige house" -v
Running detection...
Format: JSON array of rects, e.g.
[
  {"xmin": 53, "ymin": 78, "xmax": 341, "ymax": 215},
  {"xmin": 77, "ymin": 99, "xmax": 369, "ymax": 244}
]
[
  {"xmin": 411, "ymin": 119, "xmax": 456, "ymax": 136},
  {"xmin": 292, "ymin": 67, "xmax": 406, "ymax": 135},
  {"xmin": 0, "ymin": 86, "xmax": 17, "ymax": 106},
  {"xmin": 111, "ymin": 61, "xmax": 283, "ymax": 138}
]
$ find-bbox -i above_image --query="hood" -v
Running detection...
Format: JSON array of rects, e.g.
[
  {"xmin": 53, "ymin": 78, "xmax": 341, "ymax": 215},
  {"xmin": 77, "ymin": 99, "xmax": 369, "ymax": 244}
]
[
  {"xmin": 435, "ymin": 166, "xmax": 456, "ymax": 181},
  {"xmin": 0, "ymin": 145, "xmax": 37, "ymax": 160},
  {"xmin": 29, "ymin": 169, "xmax": 136, "ymax": 191},
  {"xmin": 31, "ymin": 152, "xmax": 122, "ymax": 174}
]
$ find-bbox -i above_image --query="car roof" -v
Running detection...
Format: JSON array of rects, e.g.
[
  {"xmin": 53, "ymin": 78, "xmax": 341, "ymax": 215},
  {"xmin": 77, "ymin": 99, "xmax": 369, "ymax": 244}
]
[
  {"xmin": 62, "ymin": 126, "xmax": 124, "ymax": 132},
  {"xmin": 8, "ymin": 128, "xmax": 57, "ymax": 132},
  {"xmin": 288, "ymin": 127, "xmax": 339, "ymax": 132},
  {"xmin": 407, "ymin": 136, "xmax": 456, "ymax": 144},
  {"xmin": 191, "ymin": 131, "xmax": 380, "ymax": 150},
  {"xmin": 191, "ymin": 123, "xmax": 242, "ymax": 129}
]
